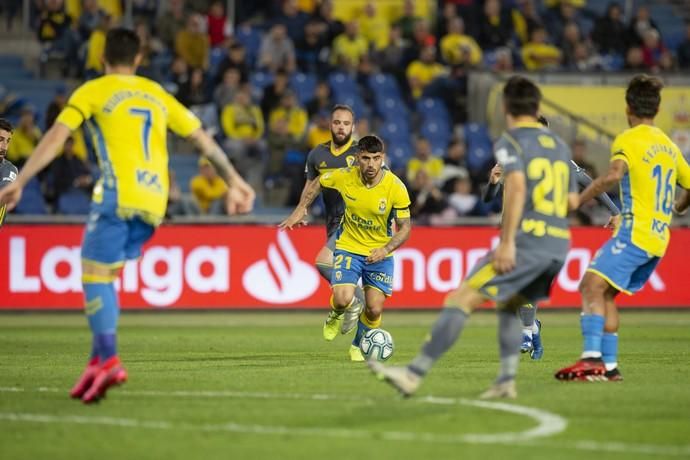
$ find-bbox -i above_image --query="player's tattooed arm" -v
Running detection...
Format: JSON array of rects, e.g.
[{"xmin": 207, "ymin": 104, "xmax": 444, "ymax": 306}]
[
  {"xmin": 579, "ymin": 159, "xmax": 626, "ymax": 207},
  {"xmin": 674, "ymin": 188, "xmax": 690, "ymax": 216},
  {"xmin": 368, "ymin": 215, "xmax": 411, "ymax": 263},
  {"xmin": 278, "ymin": 178, "xmax": 322, "ymax": 230}
]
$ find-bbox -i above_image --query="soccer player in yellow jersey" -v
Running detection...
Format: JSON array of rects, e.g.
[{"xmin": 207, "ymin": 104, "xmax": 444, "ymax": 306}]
[
  {"xmin": 556, "ymin": 75, "xmax": 690, "ymax": 382},
  {"xmin": 0, "ymin": 28, "xmax": 255, "ymax": 403},
  {"xmin": 280, "ymin": 135, "xmax": 412, "ymax": 361}
]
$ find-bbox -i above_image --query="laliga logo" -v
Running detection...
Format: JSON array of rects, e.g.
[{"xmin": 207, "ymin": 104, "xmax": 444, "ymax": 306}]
[{"xmin": 242, "ymin": 230, "xmax": 319, "ymax": 304}]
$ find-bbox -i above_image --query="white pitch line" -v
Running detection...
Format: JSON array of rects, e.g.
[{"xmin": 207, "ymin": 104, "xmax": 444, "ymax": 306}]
[{"xmin": 2, "ymin": 387, "xmax": 689, "ymax": 457}]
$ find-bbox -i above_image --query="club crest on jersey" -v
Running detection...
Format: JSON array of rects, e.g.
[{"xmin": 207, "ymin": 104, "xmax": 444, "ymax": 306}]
[
  {"xmin": 335, "ymin": 270, "xmax": 342, "ymax": 281},
  {"xmin": 346, "ymin": 155, "xmax": 355, "ymax": 167},
  {"xmin": 378, "ymin": 198, "xmax": 387, "ymax": 213}
]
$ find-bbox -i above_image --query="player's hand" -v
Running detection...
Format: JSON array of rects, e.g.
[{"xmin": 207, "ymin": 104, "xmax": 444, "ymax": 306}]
[
  {"xmin": 278, "ymin": 206, "xmax": 308, "ymax": 230},
  {"xmin": 366, "ymin": 247, "xmax": 389, "ymax": 264},
  {"xmin": 605, "ymin": 214, "xmax": 621, "ymax": 231},
  {"xmin": 492, "ymin": 240, "xmax": 516, "ymax": 274},
  {"xmin": 226, "ymin": 185, "xmax": 253, "ymax": 215},
  {"xmin": 235, "ymin": 181, "xmax": 255, "ymax": 214},
  {"xmin": 0, "ymin": 182, "xmax": 23, "ymax": 211},
  {"xmin": 489, "ymin": 164, "xmax": 503, "ymax": 184}
]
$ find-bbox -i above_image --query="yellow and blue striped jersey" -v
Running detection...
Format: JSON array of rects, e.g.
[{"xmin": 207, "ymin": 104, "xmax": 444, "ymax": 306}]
[
  {"xmin": 611, "ymin": 124, "xmax": 690, "ymax": 256},
  {"xmin": 319, "ymin": 167, "xmax": 410, "ymax": 256},
  {"xmin": 56, "ymin": 74, "xmax": 201, "ymax": 225}
]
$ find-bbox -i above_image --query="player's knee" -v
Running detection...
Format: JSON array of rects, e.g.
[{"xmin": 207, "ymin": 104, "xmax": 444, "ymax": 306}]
[
  {"xmin": 332, "ymin": 291, "xmax": 354, "ymax": 310},
  {"xmin": 364, "ymin": 303, "xmax": 383, "ymax": 319},
  {"xmin": 443, "ymin": 285, "xmax": 477, "ymax": 315},
  {"xmin": 579, "ymin": 276, "xmax": 606, "ymax": 299}
]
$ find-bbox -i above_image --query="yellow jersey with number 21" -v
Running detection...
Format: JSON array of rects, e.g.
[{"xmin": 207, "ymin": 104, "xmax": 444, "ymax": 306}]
[{"xmin": 56, "ymin": 74, "xmax": 201, "ymax": 225}]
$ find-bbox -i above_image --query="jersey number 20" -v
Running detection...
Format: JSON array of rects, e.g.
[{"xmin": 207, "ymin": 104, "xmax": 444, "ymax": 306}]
[{"xmin": 528, "ymin": 158, "xmax": 569, "ymax": 218}]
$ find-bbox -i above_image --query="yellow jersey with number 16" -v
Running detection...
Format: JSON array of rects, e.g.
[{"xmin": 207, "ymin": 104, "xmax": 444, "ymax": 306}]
[
  {"xmin": 611, "ymin": 124, "xmax": 690, "ymax": 256},
  {"xmin": 56, "ymin": 74, "xmax": 201, "ymax": 225}
]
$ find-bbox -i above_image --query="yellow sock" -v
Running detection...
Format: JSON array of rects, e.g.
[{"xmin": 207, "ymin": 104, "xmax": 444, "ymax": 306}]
[
  {"xmin": 360, "ymin": 311, "xmax": 381, "ymax": 329},
  {"xmin": 329, "ymin": 295, "xmax": 349, "ymax": 314}
]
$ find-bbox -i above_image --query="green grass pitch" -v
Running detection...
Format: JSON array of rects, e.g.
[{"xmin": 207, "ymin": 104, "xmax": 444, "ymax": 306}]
[{"xmin": 1, "ymin": 311, "xmax": 689, "ymax": 460}]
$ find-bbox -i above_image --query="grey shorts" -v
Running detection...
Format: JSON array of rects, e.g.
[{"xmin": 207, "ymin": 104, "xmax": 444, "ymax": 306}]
[{"xmin": 465, "ymin": 250, "xmax": 564, "ymax": 305}]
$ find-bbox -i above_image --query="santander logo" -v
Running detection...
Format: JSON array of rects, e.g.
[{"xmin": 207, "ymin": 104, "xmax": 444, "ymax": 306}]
[{"xmin": 242, "ymin": 230, "xmax": 320, "ymax": 304}]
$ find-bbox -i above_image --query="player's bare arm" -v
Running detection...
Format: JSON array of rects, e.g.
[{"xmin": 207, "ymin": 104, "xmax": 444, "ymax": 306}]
[
  {"xmin": 493, "ymin": 170, "xmax": 526, "ymax": 274},
  {"xmin": 0, "ymin": 122, "xmax": 71, "ymax": 210},
  {"xmin": 489, "ymin": 163, "xmax": 503, "ymax": 184},
  {"xmin": 188, "ymin": 128, "xmax": 255, "ymax": 214},
  {"xmin": 673, "ymin": 188, "xmax": 690, "ymax": 216},
  {"xmin": 279, "ymin": 178, "xmax": 322, "ymax": 230},
  {"xmin": 579, "ymin": 159, "xmax": 627, "ymax": 206},
  {"xmin": 367, "ymin": 216, "xmax": 411, "ymax": 264}
]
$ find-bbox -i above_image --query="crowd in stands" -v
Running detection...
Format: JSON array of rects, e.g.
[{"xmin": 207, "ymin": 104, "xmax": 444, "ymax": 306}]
[{"xmin": 4, "ymin": 0, "xmax": 689, "ymax": 223}]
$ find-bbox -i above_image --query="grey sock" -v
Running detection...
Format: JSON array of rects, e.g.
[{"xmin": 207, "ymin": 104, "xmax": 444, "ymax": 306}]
[
  {"xmin": 353, "ymin": 285, "xmax": 365, "ymax": 307},
  {"xmin": 518, "ymin": 304, "xmax": 536, "ymax": 328},
  {"xmin": 409, "ymin": 308, "xmax": 469, "ymax": 376},
  {"xmin": 497, "ymin": 308, "xmax": 521, "ymax": 383},
  {"xmin": 316, "ymin": 263, "xmax": 333, "ymax": 282}
]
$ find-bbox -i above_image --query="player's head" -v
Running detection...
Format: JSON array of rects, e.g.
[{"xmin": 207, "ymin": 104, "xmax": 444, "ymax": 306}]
[
  {"xmin": 0, "ymin": 118, "xmax": 12, "ymax": 162},
  {"xmin": 331, "ymin": 104, "xmax": 355, "ymax": 147},
  {"xmin": 104, "ymin": 27, "xmax": 142, "ymax": 70},
  {"xmin": 502, "ymin": 76, "xmax": 541, "ymax": 121},
  {"xmin": 357, "ymin": 135, "xmax": 385, "ymax": 181},
  {"xmin": 625, "ymin": 74, "xmax": 662, "ymax": 124}
]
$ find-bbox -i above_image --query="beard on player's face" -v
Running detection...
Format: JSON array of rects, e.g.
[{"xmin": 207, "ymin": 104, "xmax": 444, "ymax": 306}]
[
  {"xmin": 331, "ymin": 129, "xmax": 352, "ymax": 147},
  {"xmin": 0, "ymin": 149, "xmax": 6, "ymax": 161}
]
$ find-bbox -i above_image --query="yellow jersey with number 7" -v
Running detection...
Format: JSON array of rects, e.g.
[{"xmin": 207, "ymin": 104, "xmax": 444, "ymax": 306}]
[
  {"xmin": 56, "ymin": 74, "xmax": 201, "ymax": 225},
  {"xmin": 611, "ymin": 124, "xmax": 690, "ymax": 256}
]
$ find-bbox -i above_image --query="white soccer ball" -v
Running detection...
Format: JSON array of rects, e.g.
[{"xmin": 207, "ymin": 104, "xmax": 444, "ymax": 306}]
[{"xmin": 359, "ymin": 328, "xmax": 394, "ymax": 362}]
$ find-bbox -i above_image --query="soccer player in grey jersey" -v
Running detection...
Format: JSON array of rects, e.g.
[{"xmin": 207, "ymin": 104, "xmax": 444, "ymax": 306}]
[
  {"xmin": 369, "ymin": 76, "xmax": 579, "ymax": 399},
  {"xmin": 482, "ymin": 116, "xmax": 621, "ymax": 360},
  {"xmin": 283, "ymin": 105, "xmax": 367, "ymax": 353},
  {"xmin": 0, "ymin": 119, "xmax": 18, "ymax": 228}
]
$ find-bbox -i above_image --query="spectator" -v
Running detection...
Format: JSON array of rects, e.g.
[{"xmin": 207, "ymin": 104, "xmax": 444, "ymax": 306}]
[
  {"xmin": 7, "ymin": 106, "xmax": 42, "ymax": 167},
  {"xmin": 330, "ymin": 21, "xmax": 369, "ymax": 72},
  {"xmin": 678, "ymin": 23, "xmax": 690, "ymax": 69},
  {"xmin": 221, "ymin": 90, "xmax": 265, "ymax": 161},
  {"xmin": 296, "ymin": 18, "xmax": 328, "ymax": 75},
  {"xmin": 169, "ymin": 56, "xmax": 190, "ymax": 90},
  {"xmin": 48, "ymin": 136, "xmax": 93, "ymax": 208},
  {"xmin": 377, "ymin": 25, "xmax": 406, "ymax": 78},
  {"xmin": 492, "ymin": 46, "xmax": 514, "ymax": 72},
  {"xmin": 628, "ymin": 5, "xmax": 659, "ymax": 47},
  {"xmin": 402, "ymin": 18, "xmax": 436, "ymax": 65},
  {"xmin": 306, "ymin": 110, "xmax": 331, "ymax": 149},
  {"xmin": 77, "ymin": 0, "xmax": 106, "ymax": 40},
  {"xmin": 213, "ymin": 67, "xmax": 242, "ymax": 112},
  {"xmin": 409, "ymin": 169, "xmax": 448, "ymax": 221},
  {"xmin": 268, "ymin": 90, "xmax": 308, "ymax": 142},
  {"xmin": 305, "ymin": 81, "xmax": 333, "ymax": 118},
  {"xmin": 132, "ymin": 0, "xmax": 157, "ymax": 24},
  {"xmin": 443, "ymin": 139, "xmax": 467, "ymax": 168},
  {"xmin": 214, "ymin": 42, "xmax": 250, "ymax": 84},
  {"xmin": 560, "ymin": 21, "xmax": 582, "ymax": 67},
  {"xmin": 275, "ymin": 0, "xmax": 309, "ymax": 43},
  {"xmin": 135, "ymin": 21, "xmax": 164, "ymax": 80},
  {"xmin": 572, "ymin": 138, "xmax": 596, "ymax": 178},
  {"xmin": 261, "ymin": 68, "xmax": 290, "ymax": 119},
  {"xmin": 37, "ymin": 0, "xmax": 72, "ymax": 45},
  {"xmin": 395, "ymin": 0, "xmax": 419, "ymax": 42},
  {"xmin": 258, "ymin": 23, "xmax": 297, "ymax": 74},
  {"xmin": 624, "ymin": 46, "xmax": 646, "ymax": 71},
  {"xmin": 157, "ymin": 0, "xmax": 188, "ymax": 50},
  {"xmin": 436, "ymin": 1, "xmax": 460, "ymax": 40},
  {"xmin": 440, "ymin": 17, "xmax": 482, "ymax": 67},
  {"xmin": 177, "ymin": 67, "xmax": 211, "ymax": 107},
  {"xmin": 207, "ymin": 1, "xmax": 229, "ymax": 47},
  {"xmin": 521, "ymin": 26, "xmax": 562, "ymax": 71},
  {"xmin": 406, "ymin": 45, "xmax": 447, "ymax": 100},
  {"xmin": 477, "ymin": 0, "xmax": 513, "ymax": 50},
  {"xmin": 175, "ymin": 13, "xmax": 209, "ymax": 70},
  {"xmin": 406, "ymin": 137, "xmax": 444, "ymax": 183},
  {"xmin": 84, "ymin": 13, "xmax": 111, "ymax": 78},
  {"xmin": 591, "ymin": 2, "xmax": 627, "ymax": 55},
  {"xmin": 190, "ymin": 157, "xmax": 229, "ymax": 214},
  {"xmin": 641, "ymin": 29, "xmax": 671, "ymax": 73},
  {"xmin": 446, "ymin": 170, "xmax": 486, "ymax": 216},
  {"xmin": 44, "ymin": 87, "xmax": 67, "ymax": 130},
  {"xmin": 512, "ymin": 0, "xmax": 543, "ymax": 45},
  {"xmin": 311, "ymin": 0, "xmax": 344, "ymax": 45},
  {"xmin": 166, "ymin": 169, "xmax": 200, "ymax": 217},
  {"xmin": 359, "ymin": 1, "xmax": 389, "ymax": 51},
  {"xmin": 546, "ymin": 0, "xmax": 583, "ymax": 47}
]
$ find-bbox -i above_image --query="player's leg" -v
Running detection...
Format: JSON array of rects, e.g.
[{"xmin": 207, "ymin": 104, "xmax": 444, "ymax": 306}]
[
  {"xmin": 349, "ymin": 287, "xmax": 386, "ymax": 362},
  {"xmin": 602, "ymin": 288, "xmax": 623, "ymax": 381},
  {"xmin": 518, "ymin": 303, "xmax": 536, "ymax": 353},
  {"xmin": 325, "ymin": 250, "xmax": 363, "ymax": 341},
  {"xmin": 316, "ymin": 235, "xmax": 365, "ymax": 334}
]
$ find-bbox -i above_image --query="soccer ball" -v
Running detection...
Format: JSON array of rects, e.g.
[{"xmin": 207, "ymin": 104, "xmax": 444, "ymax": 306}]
[{"xmin": 359, "ymin": 328, "xmax": 394, "ymax": 361}]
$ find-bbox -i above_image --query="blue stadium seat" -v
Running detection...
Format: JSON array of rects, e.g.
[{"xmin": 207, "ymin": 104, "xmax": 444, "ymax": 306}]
[
  {"xmin": 466, "ymin": 145, "xmax": 494, "ymax": 175},
  {"xmin": 209, "ymin": 47, "xmax": 226, "ymax": 78},
  {"xmin": 169, "ymin": 153, "xmax": 200, "ymax": 194},
  {"xmin": 379, "ymin": 119, "xmax": 410, "ymax": 144},
  {"xmin": 13, "ymin": 178, "xmax": 47, "ymax": 215},
  {"xmin": 416, "ymin": 98, "xmax": 450, "ymax": 122},
  {"xmin": 289, "ymin": 72, "xmax": 317, "ymax": 106},
  {"xmin": 374, "ymin": 95, "xmax": 409, "ymax": 122},
  {"xmin": 249, "ymin": 71, "xmax": 274, "ymax": 99},
  {"xmin": 386, "ymin": 142, "xmax": 413, "ymax": 170},
  {"xmin": 234, "ymin": 25, "xmax": 262, "ymax": 67},
  {"xmin": 56, "ymin": 188, "xmax": 91, "ymax": 215},
  {"xmin": 367, "ymin": 73, "xmax": 401, "ymax": 97},
  {"xmin": 0, "ymin": 54, "xmax": 23, "ymax": 68},
  {"xmin": 328, "ymin": 72, "xmax": 359, "ymax": 94}
]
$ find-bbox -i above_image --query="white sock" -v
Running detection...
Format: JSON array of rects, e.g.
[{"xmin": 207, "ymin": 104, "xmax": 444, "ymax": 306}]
[
  {"xmin": 532, "ymin": 322, "xmax": 540, "ymax": 335},
  {"xmin": 522, "ymin": 328, "xmax": 533, "ymax": 339},
  {"xmin": 605, "ymin": 362, "xmax": 617, "ymax": 371},
  {"xmin": 581, "ymin": 351, "xmax": 602, "ymax": 359}
]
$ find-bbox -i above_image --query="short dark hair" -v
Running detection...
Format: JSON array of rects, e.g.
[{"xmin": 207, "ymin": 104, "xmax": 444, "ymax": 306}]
[
  {"xmin": 358, "ymin": 135, "xmax": 384, "ymax": 153},
  {"xmin": 0, "ymin": 118, "xmax": 12, "ymax": 133},
  {"xmin": 104, "ymin": 28, "xmax": 141, "ymax": 67},
  {"xmin": 626, "ymin": 74, "xmax": 663, "ymax": 119},
  {"xmin": 331, "ymin": 104, "xmax": 355, "ymax": 120},
  {"xmin": 503, "ymin": 76, "xmax": 541, "ymax": 117}
]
